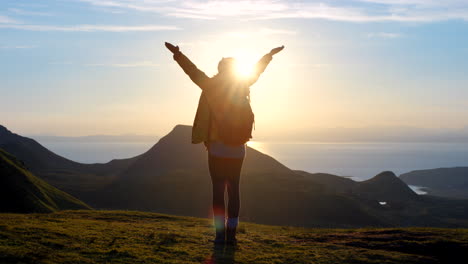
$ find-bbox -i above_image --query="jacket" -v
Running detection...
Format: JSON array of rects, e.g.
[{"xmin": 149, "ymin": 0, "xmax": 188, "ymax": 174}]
[{"xmin": 173, "ymin": 51, "xmax": 272, "ymax": 145}]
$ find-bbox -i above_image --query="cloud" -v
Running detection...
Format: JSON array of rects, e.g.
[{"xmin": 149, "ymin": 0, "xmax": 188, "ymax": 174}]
[
  {"xmin": 49, "ymin": 61, "xmax": 73, "ymax": 65},
  {"xmin": 8, "ymin": 8, "xmax": 53, "ymax": 16},
  {"xmin": 367, "ymin": 32, "xmax": 402, "ymax": 39},
  {"xmin": 0, "ymin": 45, "xmax": 37, "ymax": 49},
  {"xmin": 0, "ymin": 15, "xmax": 19, "ymax": 24},
  {"xmin": 0, "ymin": 24, "xmax": 180, "ymax": 32},
  {"xmin": 86, "ymin": 61, "xmax": 160, "ymax": 67},
  {"xmin": 78, "ymin": 0, "xmax": 468, "ymax": 23}
]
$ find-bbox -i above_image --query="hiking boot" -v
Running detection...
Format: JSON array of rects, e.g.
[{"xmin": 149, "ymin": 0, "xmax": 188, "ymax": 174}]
[
  {"xmin": 226, "ymin": 227, "xmax": 237, "ymax": 245},
  {"xmin": 213, "ymin": 227, "xmax": 225, "ymax": 245}
]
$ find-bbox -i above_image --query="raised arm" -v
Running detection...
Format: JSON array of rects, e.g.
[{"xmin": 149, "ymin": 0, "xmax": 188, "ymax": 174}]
[
  {"xmin": 165, "ymin": 42, "xmax": 209, "ymax": 89},
  {"xmin": 247, "ymin": 45, "xmax": 285, "ymax": 86}
]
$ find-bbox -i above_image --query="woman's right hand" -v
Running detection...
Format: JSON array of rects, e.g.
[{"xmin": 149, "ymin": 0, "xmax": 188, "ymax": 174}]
[{"xmin": 165, "ymin": 42, "xmax": 180, "ymax": 54}]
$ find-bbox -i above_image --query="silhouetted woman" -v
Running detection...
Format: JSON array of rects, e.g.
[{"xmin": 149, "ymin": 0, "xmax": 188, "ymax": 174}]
[{"xmin": 165, "ymin": 42, "xmax": 284, "ymax": 245}]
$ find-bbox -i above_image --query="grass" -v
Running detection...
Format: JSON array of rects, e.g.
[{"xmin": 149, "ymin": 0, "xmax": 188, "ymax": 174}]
[
  {"xmin": 0, "ymin": 148, "xmax": 90, "ymax": 213},
  {"xmin": 0, "ymin": 210, "xmax": 467, "ymax": 264}
]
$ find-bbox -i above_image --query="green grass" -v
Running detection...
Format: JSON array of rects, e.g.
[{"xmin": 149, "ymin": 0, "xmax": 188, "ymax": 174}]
[
  {"xmin": 1, "ymin": 211, "xmax": 467, "ymax": 263},
  {"xmin": 0, "ymin": 148, "xmax": 90, "ymax": 213}
]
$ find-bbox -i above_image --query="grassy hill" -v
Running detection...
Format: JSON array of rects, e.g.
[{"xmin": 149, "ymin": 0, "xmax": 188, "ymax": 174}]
[
  {"xmin": 3, "ymin": 124, "xmax": 468, "ymax": 228},
  {"xmin": 0, "ymin": 210, "xmax": 467, "ymax": 264},
  {"xmin": 0, "ymin": 148, "xmax": 90, "ymax": 213},
  {"xmin": 0, "ymin": 124, "xmax": 140, "ymax": 196}
]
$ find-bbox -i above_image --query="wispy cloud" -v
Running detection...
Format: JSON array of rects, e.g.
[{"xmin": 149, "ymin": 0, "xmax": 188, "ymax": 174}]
[
  {"xmin": 86, "ymin": 61, "xmax": 160, "ymax": 67},
  {"xmin": 0, "ymin": 24, "xmax": 180, "ymax": 32},
  {"xmin": 367, "ymin": 32, "xmax": 402, "ymax": 39},
  {"xmin": 78, "ymin": 0, "xmax": 468, "ymax": 22},
  {"xmin": 8, "ymin": 8, "xmax": 53, "ymax": 16},
  {"xmin": 0, "ymin": 45, "xmax": 37, "ymax": 49},
  {"xmin": 49, "ymin": 61, "xmax": 73, "ymax": 65},
  {"xmin": 0, "ymin": 15, "xmax": 19, "ymax": 24}
]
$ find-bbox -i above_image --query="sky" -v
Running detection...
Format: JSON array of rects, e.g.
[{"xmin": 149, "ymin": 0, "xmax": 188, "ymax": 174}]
[{"xmin": 1, "ymin": 0, "xmax": 468, "ymax": 140}]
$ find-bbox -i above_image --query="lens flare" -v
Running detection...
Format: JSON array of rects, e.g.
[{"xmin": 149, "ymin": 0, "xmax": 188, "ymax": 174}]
[{"xmin": 234, "ymin": 52, "xmax": 256, "ymax": 78}]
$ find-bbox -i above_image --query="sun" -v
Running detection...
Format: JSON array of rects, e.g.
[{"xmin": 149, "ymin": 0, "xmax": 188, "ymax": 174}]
[{"xmin": 234, "ymin": 52, "xmax": 256, "ymax": 79}]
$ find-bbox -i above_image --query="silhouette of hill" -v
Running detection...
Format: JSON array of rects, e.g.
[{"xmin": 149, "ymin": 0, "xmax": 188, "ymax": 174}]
[
  {"xmin": 0, "ymin": 124, "xmax": 140, "ymax": 197},
  {"xmin": 2, "ymin": 124, "xmax": 468, "ymax": 227},
  {"xmin": 0, "ymin": 148, "xmax": 90, "ymax": 213},
  {"xmin": 294, "ymin": 170, "xmax": 357, "ymax": 193},
  {"xmin": 1, "ymin": 210, "xmax": 467, "ymax": 264},
  {"xmin": 355, "ymin": 171, "xmax": 419, "ymax": 203},
  {"xmin": 290, "ymin": 170, "xmax": 468, "ymax": 227},
  {"xmin": 101, "ymin": 125, "xmax": 383, "ymax": 227},
  {"xmin": 295, "ymin": 170, "xmax": 418, "ymax": 202},
  {"xmin": 400, "ymin": 167, "xmax": 468, "ymax": 198}
]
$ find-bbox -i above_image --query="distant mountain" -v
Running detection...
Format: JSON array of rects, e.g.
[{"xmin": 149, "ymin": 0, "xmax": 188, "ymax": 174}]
[
  {"xmin": 295, "ymin": 170, "xmax": 418, "ymax": 202},
  {"xmin": 355, "ymin": 171, "xmax": 419, "ymax": 203},
  {"xmin": 294, "ymin": 171, "xmax": 357, "ymax": 193},
  {"xmin": 296, "ymin": 170, "xmax": 468, "ymax": 227},
  {"xmin": 2, "ymin": 124, "xmax": 468, "ymax": 227},
  {"xmin": 0, "ymin": 124, "xmax": 140, "ymax": 197},
  {"xmin": 0, "ymin": 148, "xmax": 90, "ymax": 213},
  {"xmin": 400, "ymin": 167, "xmax": 468, "ymax": 198}
]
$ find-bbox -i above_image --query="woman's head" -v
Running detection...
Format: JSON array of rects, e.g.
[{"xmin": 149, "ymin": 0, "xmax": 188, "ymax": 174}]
[{"xmin": 217, "ymin": 57, "xmax": 236, "ymax": 74}]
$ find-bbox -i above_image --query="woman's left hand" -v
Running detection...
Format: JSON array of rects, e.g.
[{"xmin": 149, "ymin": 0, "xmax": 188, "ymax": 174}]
[
  {"xmin": 270, "ymin": 45, "xmax": 284, "ymax": 56},
  {"xmin": 165, "ymin": 42, "xmax": 180, "ymax": 54}
]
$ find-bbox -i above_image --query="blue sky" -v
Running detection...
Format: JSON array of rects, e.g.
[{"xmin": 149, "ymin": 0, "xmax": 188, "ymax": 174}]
[{"xmin": 1, "ymin": 0, "xmax": 468, "ymax": 139}]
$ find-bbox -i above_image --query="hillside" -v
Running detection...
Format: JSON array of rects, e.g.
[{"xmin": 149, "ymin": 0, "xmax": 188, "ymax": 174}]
[
  {"xmin": 400, "ymin": 167, "xmax": 468, "ymax": 198},
  {"xmin": 99, "ymin": 125, "xmax": 384, "ymax": 227},
  {"xmin": 0, "ymin": 210, "xmax": 467, "ymax": 264},
  {"xmin": 0, "ymin": 124, "xmax": 384, "ymax": 227},
  {"xmin": 0, "ymin": 148, "xmax": 90, "ymax": 213},
  {"xmin": 0, "ymin": 124, "xmax": 140, "ymax": 196},
  {"xmin": 355, "ymin": 171, "xmax": 419, "ymax": 202},
  {"xmin": 2, "ymin": 124, "xmax": 468, "ymax": 228}
]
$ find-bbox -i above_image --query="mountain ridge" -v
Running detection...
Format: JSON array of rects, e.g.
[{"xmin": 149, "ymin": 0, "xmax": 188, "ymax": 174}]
[{"xmin": 2, "ymin": 124, "xmax": 468, "ymax": 228}]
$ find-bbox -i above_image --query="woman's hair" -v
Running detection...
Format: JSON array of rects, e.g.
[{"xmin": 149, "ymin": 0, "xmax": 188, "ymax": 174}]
[{"xmin": 217, "ymin": 57, "xmax": 236, "ymax": 73}]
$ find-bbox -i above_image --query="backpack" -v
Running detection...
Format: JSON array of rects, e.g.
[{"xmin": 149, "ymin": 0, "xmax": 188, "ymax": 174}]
[{"xmin": 210, "ymin": 83, "xmax": 255, "ymax": 146}]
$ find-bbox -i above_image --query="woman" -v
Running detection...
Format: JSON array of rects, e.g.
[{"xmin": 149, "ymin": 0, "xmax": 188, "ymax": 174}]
[{"xmin": 165, "ymin": 42, "xmax": 284, "ymax": 245}]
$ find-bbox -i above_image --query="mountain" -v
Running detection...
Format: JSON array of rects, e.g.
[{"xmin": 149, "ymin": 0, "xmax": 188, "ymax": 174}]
[
  {"xmin": 100, "ymin": 125, "xmax": 383, "ymax": 228},
  {"xmin": 0, "ymin": 148, "xmax": 90, "ymax": 213},
  {"xmin": 2, "ymin": 124, "xmax": 468, "ymax": 228},
  {"xmin": 292, "ymin": 170, "xmax": 468, "ymax": 227},
  {"xmin": 1, "ymin": 210, "xmax": 467, "ymax": 264},
  {"xmin": 0, "ymin": 124, "xmax": 140, "ymax": 198},
  {"xmin": 354, "ymin": 171, "xmax": 419, "ymax": 203},
  {"xmin": 294, "ymin": 170, "xmax": 357, "ymax": 193},
  {"xmin": 295, "ymin": 170, "xmax": 418, "ymax": 202},
  {"xmin": 400, "ymin": 167, "xmax": 468, "ymax": 198}
]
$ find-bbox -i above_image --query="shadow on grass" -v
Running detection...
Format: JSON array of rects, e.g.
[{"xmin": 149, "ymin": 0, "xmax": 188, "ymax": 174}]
[{"xmin": 204, "ymin": 244, "xmax": 237, "ymax": 264}]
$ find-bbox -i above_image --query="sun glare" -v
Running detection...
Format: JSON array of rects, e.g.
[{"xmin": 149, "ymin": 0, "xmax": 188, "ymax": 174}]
[
  {"xmin": 246, "ymin": 141, "xmax": 267, "ymax": 153},
  {"xmin": 234, "ymin": 52, "xmax": 256, "ymax": 79}
]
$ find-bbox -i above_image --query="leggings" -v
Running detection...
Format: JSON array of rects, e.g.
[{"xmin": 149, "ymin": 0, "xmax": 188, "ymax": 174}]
[{"xmin": 208, "ymin": 154, "xmax": 244, "ymax": 218}]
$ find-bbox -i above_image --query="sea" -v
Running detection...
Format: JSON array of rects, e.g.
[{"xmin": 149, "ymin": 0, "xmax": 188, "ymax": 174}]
[{"xmin": 36, "ymin": 140, "xmax": 468, "ymax": 194}]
